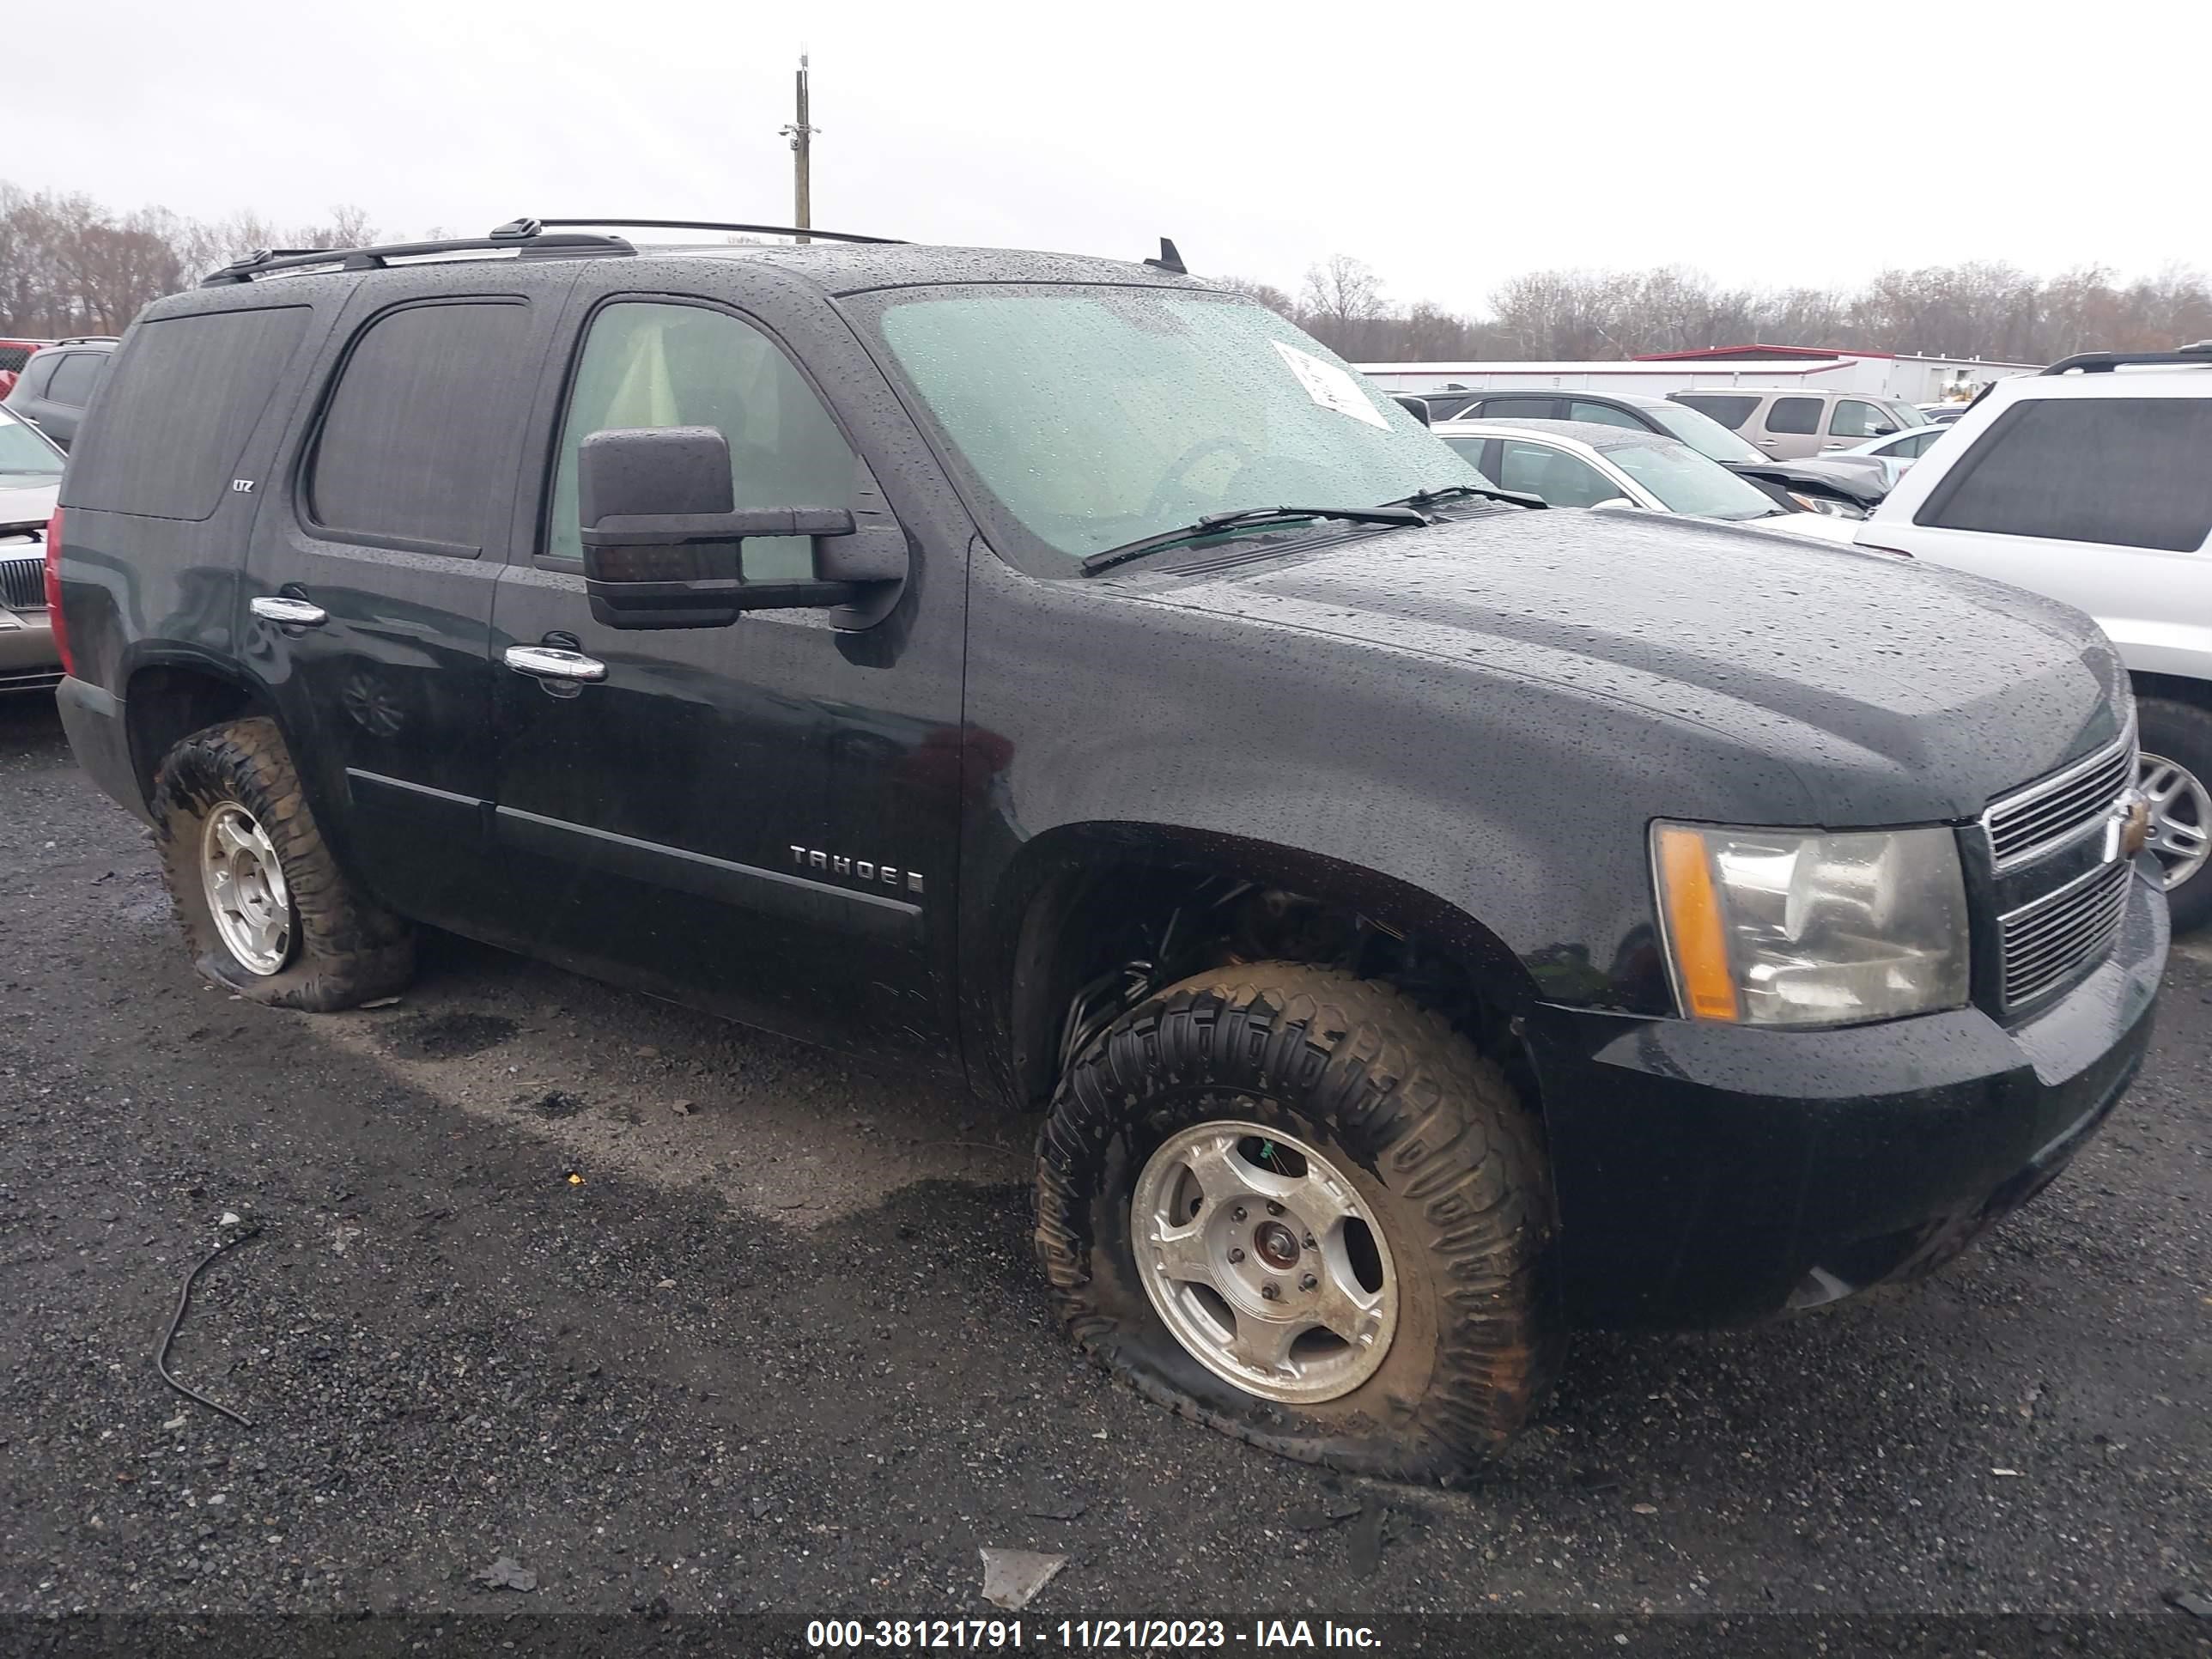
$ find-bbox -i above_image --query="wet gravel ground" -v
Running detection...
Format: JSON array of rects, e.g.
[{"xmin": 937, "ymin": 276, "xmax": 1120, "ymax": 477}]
[{"xmin": 2, "ymin": 693, "xmax": 2209, "ymax": 1630}]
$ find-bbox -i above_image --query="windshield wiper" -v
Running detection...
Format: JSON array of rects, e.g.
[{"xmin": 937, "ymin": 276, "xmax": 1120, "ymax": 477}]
[
  {"xmin": 1079, "ymin": 504, "xmax": 1428, "ymax": 577},
  {"xmin": 1385, "ymin": 482, "xmax": 1547, "ymax": 511}
]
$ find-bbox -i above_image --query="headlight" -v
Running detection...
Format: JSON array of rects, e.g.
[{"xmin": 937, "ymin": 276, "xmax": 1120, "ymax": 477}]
[
  {"xmin": 1651, "ymin": 822, "xmax": 1969, "ymax": 1026},
  {"xmin": 1787, "ymin": 492, "xmax": 1869, "ymax": 520}
]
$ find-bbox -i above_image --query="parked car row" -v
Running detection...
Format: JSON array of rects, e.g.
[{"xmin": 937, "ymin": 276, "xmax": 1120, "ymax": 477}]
[
  {"xmin": 1435, "ymin": 419, "xmax": 1863, "ymax": 545},
  {"xmin": 1409, "ymin": 386, "xmax": 1891, "ymax": 516},
  {"xmin": 1668, "ymin": 386, "xmax": 1929, "ymax": 460},
  {"xmin": 1407, "ymin": 348, "xmax": 2212, "ymax": 931}
]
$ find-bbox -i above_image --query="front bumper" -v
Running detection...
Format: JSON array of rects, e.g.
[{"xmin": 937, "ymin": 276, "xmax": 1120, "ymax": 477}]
[
  {"xmin": 1525, "ymin": 858, "xmax": 2166, "ymax": 1330},
  {"xmin": 0, "ymin": 606, "xmax": 59, "ymax": 690}
]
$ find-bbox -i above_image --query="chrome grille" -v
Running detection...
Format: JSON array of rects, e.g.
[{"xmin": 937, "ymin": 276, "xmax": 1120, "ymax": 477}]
[
  {"xmin": 2000, "ymin": 858, "xmax": 2131, "ymax": 1008},
  {"xmin": 0, "ymin": 553, "xmax": 42, "ymax": 611},
  {"xmin": 1983, "ymin": 727, "xmax": 2136, "ymax": 870}
]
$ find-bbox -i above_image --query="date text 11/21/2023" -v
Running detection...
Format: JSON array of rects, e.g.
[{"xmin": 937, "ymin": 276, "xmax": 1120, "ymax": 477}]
[{"xmin": 804, "ymin": 1619, "xmax": 1382, "ymax": 1650}]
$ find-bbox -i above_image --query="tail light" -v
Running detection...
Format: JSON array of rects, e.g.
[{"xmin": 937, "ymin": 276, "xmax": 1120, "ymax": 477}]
[{"xmin": 42, "ymin": 506, "xmax": 71, "ymax": 675}]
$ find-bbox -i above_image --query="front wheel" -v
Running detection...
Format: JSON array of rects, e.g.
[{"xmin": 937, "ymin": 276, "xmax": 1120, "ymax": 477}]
[
  {"xmin": 1035, "ymin": 964, "xmax": 1561, "ymax": 1481},
  {"xmin": 2136, "ymin": 696, "xmax": 2212, "ymax": 933}
]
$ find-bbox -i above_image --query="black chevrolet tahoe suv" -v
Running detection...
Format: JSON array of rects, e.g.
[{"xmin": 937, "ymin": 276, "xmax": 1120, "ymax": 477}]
[{"xmin": 47, "ymin": 221, "xmax": 2167, "ymax": 1481}]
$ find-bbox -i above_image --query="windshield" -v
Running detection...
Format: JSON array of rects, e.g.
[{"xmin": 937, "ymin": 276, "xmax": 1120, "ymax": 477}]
[
  {"xmin": 867, "ymin": 288, "xmax": 1488, "ymax": 564},
  {"xmin": 1885, "ymin": 399, "xmax": 1929, "ymax": 428},
  {"xmin": 0, "ymin": 407, "xmax": 61, "ymax": 482},
  {"xmin": 1601, "ymin": 438, "xmax": 1784, "ymax": 520},
  {"xmin": 1645, "ymin": 401, "xmax": 1766, "ymax": 465}
]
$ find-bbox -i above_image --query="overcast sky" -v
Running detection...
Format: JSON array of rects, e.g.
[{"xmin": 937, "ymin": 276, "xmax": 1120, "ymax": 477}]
[{"xmin": 17, "ymin": 0, "xmax": 2209, "ymax": 311}]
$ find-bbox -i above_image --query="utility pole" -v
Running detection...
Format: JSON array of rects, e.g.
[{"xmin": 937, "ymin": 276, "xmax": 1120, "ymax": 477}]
[{"xmin": 780, "ymin": 52, "xmax": 814, "ymax": 244}]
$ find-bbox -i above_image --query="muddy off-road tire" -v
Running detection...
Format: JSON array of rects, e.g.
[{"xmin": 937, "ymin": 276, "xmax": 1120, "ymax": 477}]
[
  {"xmin": 153, "ymin": 716, "xmax": 413, "ymax": 1010},
  {"xmin": 2136, "ymin": 696, "xmax": 2212, "ymax": 934},
  {"xmin": 1036, "ymin": 963, "xmax": 1562, "ymax": 1482}
]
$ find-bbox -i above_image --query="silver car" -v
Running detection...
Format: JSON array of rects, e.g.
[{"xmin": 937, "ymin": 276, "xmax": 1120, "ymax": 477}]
[
  {"xmin": 0, "ymin": 404, "xmax": 64, "ymax": 692},
  {"xmin": 1436, "ymin": 419, "xmax": 1862, "ymax": 545},
  {"xmin": 1669, "ymin": 387, "xmax": 1929, "ymax": 460}
]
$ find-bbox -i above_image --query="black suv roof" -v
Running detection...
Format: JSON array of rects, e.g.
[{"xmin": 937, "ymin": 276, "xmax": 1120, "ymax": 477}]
[{"xmin": 198, "ymin": 218, "xmax": 1205, "ymax": 300}]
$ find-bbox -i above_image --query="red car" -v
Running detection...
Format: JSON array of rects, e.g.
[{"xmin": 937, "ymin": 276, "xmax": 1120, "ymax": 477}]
[{"xmin": 0, "ymin": 339, "xmax": 54, "ymax": 401}]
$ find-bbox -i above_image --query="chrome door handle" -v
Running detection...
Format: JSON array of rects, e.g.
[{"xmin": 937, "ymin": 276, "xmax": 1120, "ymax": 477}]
[
  {"xmin": 250, "ymin": 596, "xmax": 328, "ymax": 627},
  {"xmin": 1758, "ymin": 438, "xmax": 1782, "ymax": 449},
  {"xmin": 504, "ymin": 644, "xmax": 607, "ymax": 683}
]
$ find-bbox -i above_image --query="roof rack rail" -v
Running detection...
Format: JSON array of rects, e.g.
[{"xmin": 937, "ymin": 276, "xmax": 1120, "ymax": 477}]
[
  {"xmin": 528, "ymin": 216, "xmax": 903, "ymax": 246},
  {"xmin": 50, "ymin": 335, "xmax": 121, "ymax": 345},
  {"xmin": 2042, "ymin": 342, "xmax": 2212, "ymax": 374},
  {"xmin": 200, "ymin": 225, "xmax": 636, "ymax": 287}
]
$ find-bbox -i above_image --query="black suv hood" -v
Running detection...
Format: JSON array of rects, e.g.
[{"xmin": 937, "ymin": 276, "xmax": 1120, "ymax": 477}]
[{"xmin": 1119, "ymin": 509, "xmax": 2126, "ymax": 824}]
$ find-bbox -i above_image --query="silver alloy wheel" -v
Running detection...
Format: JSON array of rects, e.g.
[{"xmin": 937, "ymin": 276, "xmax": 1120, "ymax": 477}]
[
  {"xmin": 2138, "ymin": 750, "xmax": 2211, "ymax": 890},
  {"xmin": 199, "ymin": 802, "xmax": 293, "ymax": 975},
  {"xmin": 1129, "ymin": 1120, "xmax": 1398, "ymax": 1404}
]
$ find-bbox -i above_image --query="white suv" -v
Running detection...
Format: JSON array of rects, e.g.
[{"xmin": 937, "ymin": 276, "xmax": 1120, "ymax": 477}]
[{"xmin": 1858, "ymin": 345, "xmax": 2212, "ymax": 927}]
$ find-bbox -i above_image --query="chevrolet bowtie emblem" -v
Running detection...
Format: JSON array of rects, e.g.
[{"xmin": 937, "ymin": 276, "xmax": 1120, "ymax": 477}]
[{"xmin": 2113, "ymin": 790, "xmax": 2150, "ymax": 862}]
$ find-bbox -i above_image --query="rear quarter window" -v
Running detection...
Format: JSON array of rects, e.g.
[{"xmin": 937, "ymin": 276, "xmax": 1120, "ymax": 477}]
[
  {"xmin": 304, "ymin": 300, "xmax": 530, "ymax": 554},
  {"xmin": 1917, "ymin": 398, "xmax": 2212, "ymax": 551},
  {"xmin": 45, "ymin": 352, "xmax": 106, "ymax": 406},
  {"xmin": 61, "ymin": 307, "xmax": 313, "ymax": 521},
  {"xmin": 1672, "ymin": 392, "xmax": 1758, "ymax": 429}
]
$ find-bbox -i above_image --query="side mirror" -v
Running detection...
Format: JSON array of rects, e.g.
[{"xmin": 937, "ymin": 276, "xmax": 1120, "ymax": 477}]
[
  {"xmin": 1870, "ymin": 424, "xmax": 1898, "ymax": 437},
  {"xmin": 1589, "ymin": 497, "xmax": 1638, "ymax": 511},
  {"xmin": 1390, "ymin": 393, "xmax": 1432, "ymax": 427},
  {"xmin": 577, "ymin": 426, "xmax": 905, "ymax": 630}
]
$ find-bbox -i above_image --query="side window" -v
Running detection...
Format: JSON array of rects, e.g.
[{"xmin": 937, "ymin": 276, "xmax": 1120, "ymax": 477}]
[
  {"xmin": 45, "ymin": 352, "xmax": 106, "ymax": 407},
  {"xmin": 1496, "ymin": 440, "xmax": 1620, "ymax": 508},
  {"xmin": 59, "ymin": 306, "xmax": 313, "ymax": 522},
  {"xmin": 547, "ymin": 301, "xmax": 854, "ymax": 581},
  {"xmin": 1917, "ymin": 398, "xmax": 2212, "ymax": 551},
  {"xmin": 307, "ymin": 301, "xmax": 531, "ymax": 553},
  {"xmin": 1478, "ymin": 396, "xmax": 1560, "ymax": 422},
  {"xmin": 19, "ymin": 352, "xmax": 60, "ymax": 396},
  {"xmin": 1437, "ymin": 435, "xmax": 1499, "ymax": 484},
  {"xmin": 1765, "ymin": 397, "xmax": 1820, "ymax": 435},
  {"xmin": 1828, "ymin": 399, "xmax": 1891, "ymax": 439},
  {"xmin": 1672, "ymin": 393, "xmax": 1757, "ymax": 430},
  {"xmin": 1897, "ymin": 429, "xmax": 1940, "ymax": 458},
  {"xmin": 1568, "ymin": 400, "xmax": 1646, "ymax": 430}
]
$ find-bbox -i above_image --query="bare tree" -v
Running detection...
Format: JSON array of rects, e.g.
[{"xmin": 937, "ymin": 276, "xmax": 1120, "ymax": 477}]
[
  {"xmin": 1214, "ymin": 275, "xmax": 1298, "ymax": 319},
  {"xmin": 6, "ymin": 176, "xmax": 2211, "ymax": 364}
]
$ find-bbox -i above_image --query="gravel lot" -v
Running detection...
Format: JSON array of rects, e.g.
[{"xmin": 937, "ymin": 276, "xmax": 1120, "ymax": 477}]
[{"xmin": 3, "ymin": 691, "xmax": 2209, "ymax": 1631}]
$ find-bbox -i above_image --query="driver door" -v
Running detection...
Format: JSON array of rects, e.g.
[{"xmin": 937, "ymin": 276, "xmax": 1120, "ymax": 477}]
[{"xmin": 483, "ymin": 295, "xmax": 970, "ymax": 1066}]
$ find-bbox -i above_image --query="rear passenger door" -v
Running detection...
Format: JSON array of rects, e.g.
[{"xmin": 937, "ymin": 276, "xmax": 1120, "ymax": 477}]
[
  {"xmin": 1752, "ymin": 395, "xmax": 1823, "ymax": 458},
  {"xmin": 1823, "ymin": 398, "xmax": 1898, "ymax": 452},
  {"xmin": 246, "ymin": 286, "xmax": 570, "ymax": 928}
]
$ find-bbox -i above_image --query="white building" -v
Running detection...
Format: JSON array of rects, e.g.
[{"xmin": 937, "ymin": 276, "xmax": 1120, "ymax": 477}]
[{"xmin": 1357, "ymin": 344, "xmax": 2043, "ymax": 406}]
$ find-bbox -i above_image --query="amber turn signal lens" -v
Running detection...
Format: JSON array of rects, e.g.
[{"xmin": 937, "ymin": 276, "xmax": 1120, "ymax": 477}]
[{"xmin": 1654, "ymin": 825, "xmax": 1741, "ymax": 1023}]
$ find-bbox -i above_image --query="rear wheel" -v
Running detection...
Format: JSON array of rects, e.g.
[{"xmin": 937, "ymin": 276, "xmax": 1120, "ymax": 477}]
[
  {"xmin": 153, "ymin": 716, "xmax": 414, "ymax": 1009},
  {"xmin": 2136, "ymin": 696, "xmax": 2212, "ymax": 933},
  {"xmin": 1035, "ymin": 963, "xmax": 1561, "ymax": 1481}
]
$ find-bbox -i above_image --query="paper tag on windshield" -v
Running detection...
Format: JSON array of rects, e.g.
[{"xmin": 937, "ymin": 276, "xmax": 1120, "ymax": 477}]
[{"xmin": 1272, "ymin": 340, "xmax": 1392, "ymax": 430}]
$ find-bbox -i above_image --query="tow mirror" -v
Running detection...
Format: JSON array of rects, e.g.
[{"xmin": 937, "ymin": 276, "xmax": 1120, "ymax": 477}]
[{"xmin": 576, "ymin": 426, "xmax": 906, "ymax": 630}]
